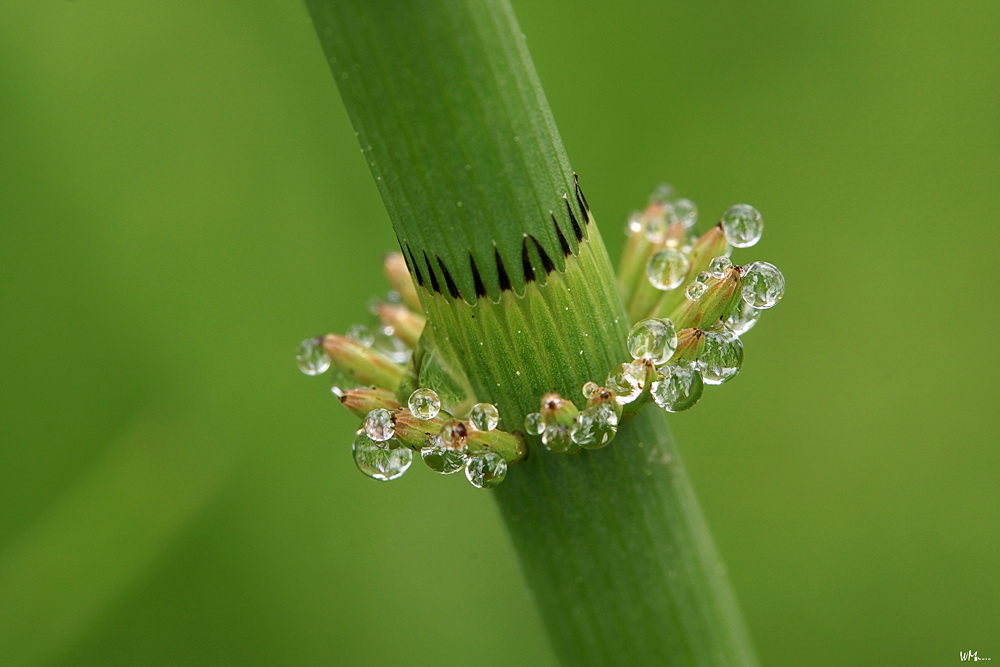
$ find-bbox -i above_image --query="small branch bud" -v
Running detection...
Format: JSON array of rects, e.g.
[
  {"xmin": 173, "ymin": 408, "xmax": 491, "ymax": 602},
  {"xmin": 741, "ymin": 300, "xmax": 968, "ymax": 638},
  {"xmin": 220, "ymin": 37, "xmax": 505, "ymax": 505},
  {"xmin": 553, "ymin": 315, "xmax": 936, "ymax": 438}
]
[
  {"xmin": 322, "ymin": 334, "xmax": 407, "ymax": 391},
  {"xmin": 384, "ymin": 252, "xmax": 422, "ymax": 311}
]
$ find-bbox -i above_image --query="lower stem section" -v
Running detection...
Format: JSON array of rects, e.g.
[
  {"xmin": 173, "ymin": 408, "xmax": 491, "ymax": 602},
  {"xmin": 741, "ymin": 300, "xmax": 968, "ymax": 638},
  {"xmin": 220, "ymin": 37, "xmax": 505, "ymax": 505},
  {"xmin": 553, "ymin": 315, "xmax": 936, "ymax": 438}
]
[{"xmin": 495, "ymin": 409, "xmax": 756, "ymax": 666}]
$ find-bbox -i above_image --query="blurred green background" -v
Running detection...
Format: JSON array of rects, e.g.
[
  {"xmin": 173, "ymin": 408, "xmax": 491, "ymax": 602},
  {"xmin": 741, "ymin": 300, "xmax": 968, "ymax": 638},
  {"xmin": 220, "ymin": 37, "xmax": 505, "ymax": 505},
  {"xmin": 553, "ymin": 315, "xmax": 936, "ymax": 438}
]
[{"xmin": 1, "ymin": 1, "xmax": 996, "ymax": 665}]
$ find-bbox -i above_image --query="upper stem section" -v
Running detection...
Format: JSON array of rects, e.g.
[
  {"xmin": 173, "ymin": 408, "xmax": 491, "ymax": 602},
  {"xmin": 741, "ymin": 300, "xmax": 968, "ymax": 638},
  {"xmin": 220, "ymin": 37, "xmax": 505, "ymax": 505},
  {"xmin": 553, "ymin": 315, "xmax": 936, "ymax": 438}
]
[{"xmin": 307, "ymin": 0, "xmax": 588, "ymax": 302}]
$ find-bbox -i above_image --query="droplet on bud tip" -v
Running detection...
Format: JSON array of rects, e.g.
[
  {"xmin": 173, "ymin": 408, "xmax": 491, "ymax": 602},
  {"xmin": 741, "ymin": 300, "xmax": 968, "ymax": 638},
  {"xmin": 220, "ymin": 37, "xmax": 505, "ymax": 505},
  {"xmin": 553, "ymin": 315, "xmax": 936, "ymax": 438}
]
[
  {"xmin": 741, "ymin": 261, "xmax": 785, "ymax": 309},
  {"xmin": 646, "ymin": 249, "xmax": 691, "ymax": 291},
  {"xmin": 627, "ymin": 319, "xmax": 678, "ymax": 365},
  {"xmin": 408, "ymin": 388, "xmax": 441, "ymax": 420},
  {"xmin": 352, "ymin": 430, "xmax": 411, "ymax": 481},
  {"xmin": 469, "ymin": 402, "xmax": 500, "ymax": 431},
  {"xmin": 295, "ymin": 337, "xmax": 330, "ymax": 376},
  {"xmin": 465, "ymin": 450, "xmax": 507, "ymax": 488},
  {"xmin": 721, "ymin": 204, "xmax": 763, "ymax": 248}
]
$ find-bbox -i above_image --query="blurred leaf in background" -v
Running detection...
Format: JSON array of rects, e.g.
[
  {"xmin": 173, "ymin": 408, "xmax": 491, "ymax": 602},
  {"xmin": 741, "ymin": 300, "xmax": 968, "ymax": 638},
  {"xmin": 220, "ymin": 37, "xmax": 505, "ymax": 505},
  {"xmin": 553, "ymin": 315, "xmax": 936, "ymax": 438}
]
[{"xmin": 0, "ymin": 1, "xmax": 996, "ymax": 665}]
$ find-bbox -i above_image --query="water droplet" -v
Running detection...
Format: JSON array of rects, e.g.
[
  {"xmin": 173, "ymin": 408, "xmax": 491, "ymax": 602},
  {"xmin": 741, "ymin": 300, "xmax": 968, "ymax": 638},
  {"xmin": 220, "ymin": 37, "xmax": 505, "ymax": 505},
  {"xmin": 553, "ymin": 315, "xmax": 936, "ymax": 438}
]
[
  {"xmin": 347, "ymin": 323, "xmax": 375, "ymax": 347},
  {"xmin": 646, "ymin": 249, "xmax": 691, "ymax": 291},
  {"xmin": 295, "ymin": 337, "xmax": 330, "ymax": 376},
  {"xmin": 469, "ymin": 402, "xmax": 500, "ymax": 431},
  {"xmin": 698, "ymin": 327, "xmax": 744, "ymax": 385},
  {"xmin": 627, "ymin": 318, "xmax": 678, "ymax": 365},
  {"xmin": 696, "ymin": 271, "xmax": 712, "ymax": 284},
  {"xmin": 651, "ymin": 362, "xmax": 704, "ymax": 412},
  {"xmin": 625, "ymin": 212, "xmax": 644, "ymax": 235},
  {"xmin": 541, "ymin": 424, "xmax": 576, "ymax": 453},
  {"xmin": 581, "ymin": 381, "xmax": 600, "ymax": 399},
  {"xmin": 708, "ymin": 255, "xmax": 733, "ymax": 279},
  {"xmin": 420, "ymin": 436, "xmax": 466, "ymax": 474},
  {"xmin": 721, "ymin": 204, "xmax": 763, "ymax": 248},
  {"xmin": 571, "ymin": 404, "xmax": 619, "ymax": 449},
  {"xmin": 685, "ymin": 282, "xmax": 707, "ymax": 301},
  {"xmin": 726, "ymin": 300, "xmax": 761, "ymax": 335},
  {"xmin": 352, "ymin": 430, "xmax": 412, "ymax": 481},
  {"xmin": 649, "ymin": 183, "xmax": 674, "ymax": 204},
  {"xmin": 741, "ymin": 261, "xmax": 785, "ymax": 309},
  {"xmin": 408, "ymin": 388, "xmax": 441, "ymax": 420},
  {"xmin": 363, "ymin": 408, "xmax": 395, "ymax": 443},
  {"xmin": 524, "ymin": 412, "xmax": 544, "ymax": 435},
  {"xmin": 606, "ymin": 362, "xmax": 647, "ymax": 404},
  {"xmin": 669, "ymin": 198, "xmax": 697, "ymax": 229},
  {"xmin": 465, "ymin": 450, "xmax": 507, "ymax": 488},
  {"xmin": 372, "ymin": 326, "xmax": 411, "ymax": 364},
  {"xmin": 645, "ymin": 217, "xmax": 670, "ymax": 244}
]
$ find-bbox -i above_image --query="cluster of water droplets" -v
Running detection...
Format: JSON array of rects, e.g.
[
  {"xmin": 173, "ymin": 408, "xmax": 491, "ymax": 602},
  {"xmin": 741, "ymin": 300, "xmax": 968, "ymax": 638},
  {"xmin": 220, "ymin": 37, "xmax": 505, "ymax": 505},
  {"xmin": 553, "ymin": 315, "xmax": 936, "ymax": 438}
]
[
  {"xmin": 524, "ymin": 389, "xmax": 620, "ymax": 454},
  {"xmin": 353, "ymin": 388, "xmax": 509, "ymax": 488}
]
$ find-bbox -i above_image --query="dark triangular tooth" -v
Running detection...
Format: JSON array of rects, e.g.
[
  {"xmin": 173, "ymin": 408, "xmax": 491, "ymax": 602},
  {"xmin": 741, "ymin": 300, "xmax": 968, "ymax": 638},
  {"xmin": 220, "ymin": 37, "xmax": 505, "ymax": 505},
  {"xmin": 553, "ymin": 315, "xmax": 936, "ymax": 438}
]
[
  {"xmin": 437, "ymin": 255, "xmax": 462, "ymax": 300},
  {"xmin": 573, "ymin": 173, "xmax": 590, "ymax": 217},
  {"xmin": 495, "ymin": 247, "xmax": 512, "ymax": 291},
  {"xmin": 521, "ymin": 236, "xmax": 537, "ymax": 284},
  {"xmin": 404, "ymin": 244, "xmax": 425, "ymax": 287},
  {"xmin": 529, "ymin": 235, "xmax": 557, "ymax": 274},
  {"xmin": 423, "ymin": 250, "xmax": 441, "ymax": 294},
  {"xmin": 470, "ymin": 254, "xmax": 488, "ymax": 298},
  {"xmin": 550, "ymin": 212, "xmax": 572, "ymax": 257},
  {"xmin": 564, "ymin": 194, "xmax": 584, "ymax": 242}
]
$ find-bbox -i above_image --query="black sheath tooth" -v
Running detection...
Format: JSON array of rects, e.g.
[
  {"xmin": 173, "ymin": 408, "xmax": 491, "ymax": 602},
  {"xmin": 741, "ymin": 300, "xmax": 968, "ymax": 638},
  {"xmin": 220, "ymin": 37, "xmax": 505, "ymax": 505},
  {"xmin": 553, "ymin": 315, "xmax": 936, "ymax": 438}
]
[
  {"xmin": 573, "ymin": 173, "xmax": 590, "ymax": 218},
  {"xmin": 423, "ymin": 250, "xmax": 441, "ymax": 294},
  {"xmin": 437, "ymin": 255, "xmax": 462, "ymax": 300},
  {"xmin": 564, "ymin": 195, "xmax": 584, "ymax": 242},
  {"xmin": 470, "ymin": 254, "xmax": 488, "ymax": 298},
  {"xmin": 550, "ymin": 212, "xmax": 572, "ymax": 257},
  {"xmin": 404, "ymin": 244, "xmax": 425, "ymax": 287},
  {"xmin": 529, "ymin": 235, "xmax": 557, "ymax": 274},
  {"xmin": 495, "ymin": 247, "xmax": 512, "ymax": 292},
  {"xmin": 521, "ymin": 236, "xmax": 536, "ymax": 284}
]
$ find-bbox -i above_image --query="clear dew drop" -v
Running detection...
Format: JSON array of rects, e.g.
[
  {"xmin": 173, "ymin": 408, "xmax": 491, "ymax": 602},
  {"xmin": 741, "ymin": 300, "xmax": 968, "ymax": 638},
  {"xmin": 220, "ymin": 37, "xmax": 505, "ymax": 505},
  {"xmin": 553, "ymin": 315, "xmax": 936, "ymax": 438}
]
[
  {"xmin": 686, "ymin": 282, "xmax": 707, "ymax": 301},
  {"xmin": 650, "ymin": 183, "xmax": 674, "ymax": 204},
  {"xmin": 571, "ymin": 404, "xmax": 619, "ymax": 449},
  {"xmin": 606, "ymin": 362, "xmax": 646, "ymax": 405},
  {"xmin": 627, "ymin": 319, "xmax": 678, "ymax": 365},
  {"xmin": 625, "ymin": 212, "xmax": 644, "ymax": 235},
  {"xmin": 524, "ymin": 412, "xmax": 544, "ymax": 435},
  {"xmin": 420, "ymin": 436, "xmax": 466, "ymax": 474},
  {"xmin": 651, "ymin": 362, "xmax": 704, "ymax": 412},
  {"xmin": 645, "ymin": 217, "xmax": 671, "ymax": 244},
  {"xmin": 709, "ymin": 255, "xmax": 733, "ymax": 279},
  {"xmin": 541, "ymin": 424, "xmax": 576, "ymax": 454},
  {"xmin": 363, "ymin": 408, "xmax": 395, "ymax": 443},
  {"xmin": 469, "ymin": 402, "xmax": 500, "ymax": 431},
  {"xmin": 741, "ymin": 261, "xmax": 785, "ymax": 309},
  {"xmin": 408, "ymin": 388, "xmax": 441, "ymax": 420},
  {"xmin": 726, "ymin": 300, "xmax": 762, "ymax": 336},
  {"xmin": 295, "ymin": 337, "xmax": 330, "ymax": 376},
  {"xmin": 698, "ymin": 327, "xmax": 744, "ymax": 385},
  {"xmin": 669, "ymin": 198, "xmax": 698, "ymax": 229},
  {"xmin": 465, "ymin": 450, "xmax": 507, "ymax": 488},
  {"xmin": 721, "ymin": 204, "xmax": 763, "ymax": 248},
  {"xmin": 352, "ymin": 430, "xmax": 412, "ymax": 481},
  {"xmin": 581, "ymin": 381, "xmax": 600, "ymax": 399},
  {"xmin": 696, "ymin": 271, "xmax": 712, "ymax": 284},
  {"xmin": 372, "ymin": 326, "xmax": 411, "ymax": 364},
  {"xmin": 646, "ymin": 249, "xmax": 691, "ymax": 291},
  {"xmin": 346, "ymin": 323, "xmax": 375, "ymax": 347}
]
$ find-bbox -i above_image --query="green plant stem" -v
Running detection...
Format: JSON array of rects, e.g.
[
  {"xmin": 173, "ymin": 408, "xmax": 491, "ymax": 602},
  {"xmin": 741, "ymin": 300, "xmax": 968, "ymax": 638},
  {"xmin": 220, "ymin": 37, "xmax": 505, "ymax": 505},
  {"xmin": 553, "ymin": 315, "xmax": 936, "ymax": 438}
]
[{"xmin": 306, "ymin": 1, "xmax": 756, "ymax": 663}]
